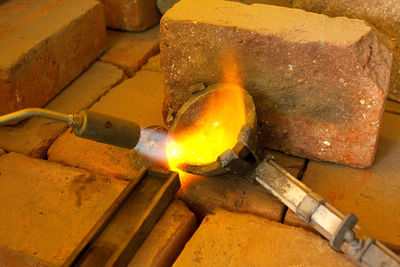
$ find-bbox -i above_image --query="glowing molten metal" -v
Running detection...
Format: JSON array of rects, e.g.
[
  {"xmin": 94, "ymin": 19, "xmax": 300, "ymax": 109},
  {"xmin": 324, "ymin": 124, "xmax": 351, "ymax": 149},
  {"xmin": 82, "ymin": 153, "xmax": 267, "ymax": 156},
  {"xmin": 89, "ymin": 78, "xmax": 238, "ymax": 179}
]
[{"xmin": 166, "ymin": 83, "xmax": 247, "ymax": 173}]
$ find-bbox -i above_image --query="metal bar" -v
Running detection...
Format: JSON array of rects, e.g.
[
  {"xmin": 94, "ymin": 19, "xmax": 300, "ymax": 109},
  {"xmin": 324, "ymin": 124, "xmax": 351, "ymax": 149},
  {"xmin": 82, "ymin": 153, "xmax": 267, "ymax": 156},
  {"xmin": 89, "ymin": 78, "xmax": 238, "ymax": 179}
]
[
  {"xmin": 0, "ymin": 108, "xmax": 74, "ymax": 126},
  {"xmin": 309, "ymin": 204, "xmax": 342, "ymax": 240},
  {"xmin": 252, "ymin": 159, "xmax": 307, "ymax": 211},
  {"xmin": 250, "ymin": 158, "xmax": 400, "ymax": 267}
]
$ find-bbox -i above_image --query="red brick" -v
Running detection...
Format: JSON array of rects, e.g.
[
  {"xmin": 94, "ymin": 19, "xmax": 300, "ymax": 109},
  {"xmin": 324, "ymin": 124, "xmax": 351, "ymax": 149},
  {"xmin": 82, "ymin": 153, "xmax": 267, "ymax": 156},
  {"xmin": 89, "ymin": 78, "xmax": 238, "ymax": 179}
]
[
  {"xmin": 386, "ymin": 100, "xmax": 400, "ymax": 114},
  {"xmin": 0, "ymin": 61, "xmax": 124, "ymax": 158},
  {"xmin": 283, "ymin": 209, "xmax": 317, "ymax": 234},
  {"xmin": 99, "ymin": 0, "xmax": 160, "ymax": 31},
  {"xmin": 0, "ymin": 152, "xmax": 128, "ymax": 265},
  {"xmin": 156, "ymin": 0, "xmax": 179, "ymax": 14},
  {"xmin": 246, "ymin": 0, "xmax": 290, "ymax": 5},
  {"xmin": 284, "ymin": 112, "xmax": 400, "ymax": 253},
  {"xmin": 101, "ymin": 26, "xmax": 160, "ymax": 77},
  {"xmin": 48, "ymin": 132, "xmax": 151, "ymax": 180},
  {"xmin": 174, "ymin": 209, "xmax": 354, "ymax": 266},
  {"xmin": 178, "ymin": 151, "xmax": 305, "ymax": 221},
  {"xmin": 0, "ymin": 243, "xmax": 51, "ymax": 267},
  {"xmin": 292, "ymin": 0, "xmax": 400, "ymax": 102},
  {"xmin": 141, "ymin": 54, "xmax": 162, "ymax": 73},
  {"xmin": 48, "ymin": 71, "xmax": 165, "ymax": 180},
  {"xmin": 156, "ymin": 0, "xmax": 291, "ymax": 14},
  {"xmin": 160, "ymin": 0, "xmax": 392, "ymax": 168},
  {"xmin": 128, "ymin": 200, "xmax": 197, "ymax": 267},
  {"xmin": 0, "ymin": 0, "xmax": 106, "ymax": 115}
]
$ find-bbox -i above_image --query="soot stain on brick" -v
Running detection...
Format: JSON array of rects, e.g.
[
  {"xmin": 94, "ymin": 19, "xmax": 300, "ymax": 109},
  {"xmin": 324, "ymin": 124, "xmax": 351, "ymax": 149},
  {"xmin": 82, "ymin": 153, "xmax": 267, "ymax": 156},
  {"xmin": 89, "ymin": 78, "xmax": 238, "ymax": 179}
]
[
  {"xmin": 128, "ymin": 151, "xmax": 149, "ymax": 171},
  {"xmin": 70, "ymin": 173, "xmax": 96, "ymax": 207},
  {"xmin": 250, "ymin": 84, "xmax": 353, "ymax": 123}
]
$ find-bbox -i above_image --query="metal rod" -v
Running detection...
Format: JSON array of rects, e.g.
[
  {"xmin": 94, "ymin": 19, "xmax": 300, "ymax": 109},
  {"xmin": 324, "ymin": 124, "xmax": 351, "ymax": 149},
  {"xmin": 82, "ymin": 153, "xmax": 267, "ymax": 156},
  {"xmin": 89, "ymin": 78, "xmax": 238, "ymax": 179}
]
[
  {"xmin": 251, "ymin": 158, "xmax": 400, "ymax": 267},
  {"xmin": 0, "ymin": 108, "xmax": 74, "ymax": 126}
]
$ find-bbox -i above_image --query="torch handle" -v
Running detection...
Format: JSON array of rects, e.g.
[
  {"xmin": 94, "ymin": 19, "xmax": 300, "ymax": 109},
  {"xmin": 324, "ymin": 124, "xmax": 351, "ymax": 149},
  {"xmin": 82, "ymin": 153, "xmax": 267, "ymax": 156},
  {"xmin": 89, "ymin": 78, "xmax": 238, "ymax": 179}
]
[
  {"xmin": 73, "ymin": 110, "xmax": 141, "ymax": 149},
  {"xmin": 0, "ymin": 108, "xmax": 141, "ymax": 150}
]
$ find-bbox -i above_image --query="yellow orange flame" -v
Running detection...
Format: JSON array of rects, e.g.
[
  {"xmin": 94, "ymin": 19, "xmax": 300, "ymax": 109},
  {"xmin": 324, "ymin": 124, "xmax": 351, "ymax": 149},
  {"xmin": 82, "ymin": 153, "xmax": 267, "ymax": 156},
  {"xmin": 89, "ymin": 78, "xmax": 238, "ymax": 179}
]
[{"xmin": 166, "ymin": 53, "xmax": 246, "ymax": 178}]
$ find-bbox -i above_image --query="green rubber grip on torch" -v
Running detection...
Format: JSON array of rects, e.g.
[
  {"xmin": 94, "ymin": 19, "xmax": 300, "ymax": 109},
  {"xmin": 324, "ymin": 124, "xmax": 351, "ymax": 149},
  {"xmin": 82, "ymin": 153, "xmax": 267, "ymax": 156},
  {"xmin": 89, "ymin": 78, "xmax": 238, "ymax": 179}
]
[{"xmin": 73, "ymin": 110, "xmax": 141, "ymax": 149}]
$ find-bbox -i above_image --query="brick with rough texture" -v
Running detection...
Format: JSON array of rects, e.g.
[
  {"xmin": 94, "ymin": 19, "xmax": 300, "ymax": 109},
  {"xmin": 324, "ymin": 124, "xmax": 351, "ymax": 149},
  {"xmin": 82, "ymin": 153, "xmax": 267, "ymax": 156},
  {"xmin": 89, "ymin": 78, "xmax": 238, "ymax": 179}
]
[
  {"xmin": 160, "ymin": 0, "xmax": 392, "ymax": 168},
  {"xmin": 128, "ymin": 200, "xmax": 197, "ymax": 267},
  {"xmin": 156, "ymin": 0, "xmax": 179, "ymax": 14},
  {"xmin": 291, "ymin": 0, "xmax": 400, "ymax": 102},
  {"xmin": 177, "ymin": 151, "xmax": 305, "ymax": 221},
  {"xmin": 48, "ymin": 71, "xmax": 165, "ymax": 180},
  {"xmin": 0, "ymin": 152, "xmax": 128, "ymax": 265},
  {"xmin": 0, "ymin": 0, "xmax": 106, "ymax": 115},
  {"xmin": 386, "ymin": 100, "xmax": 400, "ymax": 114},
  {"xmin": 156, "ymin": 0, "xmax": 287, "ymax": 14},
  {"xmin": 246, "ymin": 0, "xmax": 290, "ymax": 5},
  {"xmin": 101, "ymin": 26, "xmax": 160, "ymax": 77},
  {"xmin": 0, "ymin": 243, "xmax": 52, "ymax": 267},
  {"xmin": 284, "ymin": 112, "xmax": 400, "ymax": 253},
  {"xmin": 141, "ymin": 54, "xmax": 162, "ymax": 73},
  {"xmin": 156, "ymin": 0, "xmax": 290, "ymax": 14},
  {"xmin": 174, "ymin": 209, "xmax": 354, "ymax": 266},
  {"xmin": 0, "ymin": 148, "xmax": 4, "ymax": 157},
  {"xmin": 0, "ymin": 61, "xmax": 124, "ymax": 158},
  {"xmin": 283, "ymin": 209, "xmax": 317, "ymax": 234},
  {"xmin": 99, "ymin": 0, "xmax": 160, "ymax": 31}
]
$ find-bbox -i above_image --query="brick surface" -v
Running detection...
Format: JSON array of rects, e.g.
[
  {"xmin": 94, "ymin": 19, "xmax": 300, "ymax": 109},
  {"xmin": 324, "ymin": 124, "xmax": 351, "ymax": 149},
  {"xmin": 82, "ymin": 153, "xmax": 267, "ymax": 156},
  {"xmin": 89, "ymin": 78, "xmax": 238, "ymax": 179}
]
[
  {"xmin": 283, "ymin": 209, "xmax": 317, "ymax": 234},
  {"xmin": 0, "ymin": 152, "xmax": 128, "ymax": 265},
  {"xmin": 156, "ymin": 0, "xmax": 290, "ymax": 14},
  {"xmin": 291, "ymin": 0, "xmax": 400, "ymax": 102},
  {"xmin": 386, "ymin": 99, "xmax": 400, "ymax": 114},
  {"xmin": 101, "ymin": 26, "xmax": 160, "ymax": 77},
  {"xmin": 128, "ymin": 200, "xmax": 197, "ymax": 267},
  {"xmin": 0, "ymin": 148, "xmax": 4, "ymax": 157},
  {"xmin": 177, "ymin": 151, "xmax": 305, "ymax": 221},
  {"xmin": 156, "ymin": 0, "xmax": 179, "ymax": 14},
  {"xmin": 0, "ymin": 61, "xmax": 124, "ymax": 158},
  {"xmin": 174, "ymin": 209, "xmax": 354, "ymax": 266},
  {"xmin": 0, "ymin": 243, "xmax": 52, "ymax": 267},
  {"xmin": 99, "ymin": 0, "xmax": 160, "ymax": 31},
  {"xmin": 160, "ymin": 0, "xmax": 392, "ymax": 168},
  {"xmin": 0, "ymin": 0, "xmax": 106, "ymax": 115},
  {"xmin": 141, "ymin": 54, "xmax": 162, "ymax": 73},
  {"xmin": 48, "ymin": 71, "xmax": 165, "ymax": 180},
  {"xmin": 284, "ymin": 112, "xmax": 400, "ymax": 253},
  {"xmin": 246, "ymin": 0, "xmax": 290, "ymax": 5}
]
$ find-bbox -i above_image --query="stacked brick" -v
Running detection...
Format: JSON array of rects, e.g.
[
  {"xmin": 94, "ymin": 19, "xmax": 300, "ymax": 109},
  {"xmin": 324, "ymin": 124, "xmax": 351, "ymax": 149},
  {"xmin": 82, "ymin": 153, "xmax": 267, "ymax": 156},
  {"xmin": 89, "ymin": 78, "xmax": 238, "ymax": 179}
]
[
  {"xmin": 0, "ymin": 0, "xmax": 106, "ymax": 115},
  {"xmin": 291, "ymin": 0, "xmax": 400, "ymax": 102},
  {"xmin": 157, "ymin": 0, "xmax": 400, "ymax": 102},
  {"xmin": 160, "ymin": 0, "xmax": 392, "ymax": 168},
  {"xmin": 99, "ymin": 0, "xmax": 160, "ymax": 31}
]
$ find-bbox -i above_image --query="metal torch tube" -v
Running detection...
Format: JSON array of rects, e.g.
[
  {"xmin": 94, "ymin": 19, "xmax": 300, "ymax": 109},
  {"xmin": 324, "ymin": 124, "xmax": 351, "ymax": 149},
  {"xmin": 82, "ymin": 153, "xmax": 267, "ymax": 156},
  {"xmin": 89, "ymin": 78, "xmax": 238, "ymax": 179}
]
[{"xmin": 0, "ymin": 108, "xmax": 74, "ymax": 126}]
